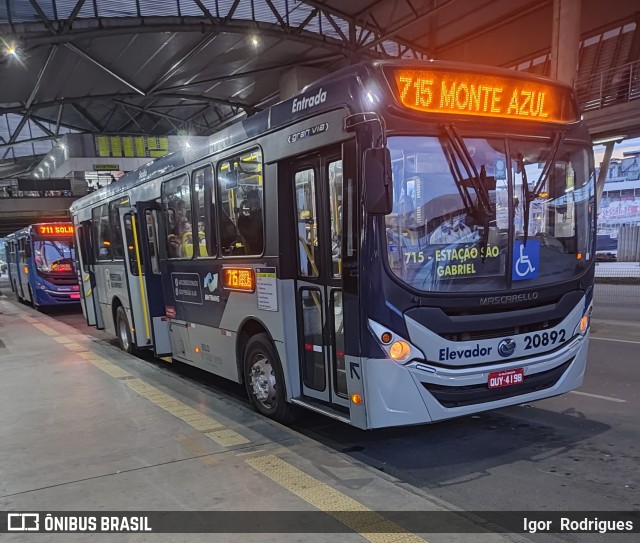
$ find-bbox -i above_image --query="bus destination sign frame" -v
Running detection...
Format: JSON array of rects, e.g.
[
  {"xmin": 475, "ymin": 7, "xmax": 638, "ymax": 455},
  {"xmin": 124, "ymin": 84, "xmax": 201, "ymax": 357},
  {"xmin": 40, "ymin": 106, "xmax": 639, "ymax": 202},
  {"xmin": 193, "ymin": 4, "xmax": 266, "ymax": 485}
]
[
  {"xmin": 388, "ymin": 68, "xmax": 577, "ymax": 124},
  {"xmin": 37, "ymin": 224, "xmax": 74, "ymax": 236}
]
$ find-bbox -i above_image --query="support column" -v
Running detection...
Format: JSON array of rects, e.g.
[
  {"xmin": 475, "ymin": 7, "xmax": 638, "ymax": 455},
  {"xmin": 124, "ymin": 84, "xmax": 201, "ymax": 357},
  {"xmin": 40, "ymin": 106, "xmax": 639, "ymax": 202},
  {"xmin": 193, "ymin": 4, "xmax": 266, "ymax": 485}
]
[
  {"xmin": 596, "ymin": 141, "xmax": 616, "ymax": 204},
  {"xmin": 549, "ymin": 0, "xmax": 582, "ymax": 85}
]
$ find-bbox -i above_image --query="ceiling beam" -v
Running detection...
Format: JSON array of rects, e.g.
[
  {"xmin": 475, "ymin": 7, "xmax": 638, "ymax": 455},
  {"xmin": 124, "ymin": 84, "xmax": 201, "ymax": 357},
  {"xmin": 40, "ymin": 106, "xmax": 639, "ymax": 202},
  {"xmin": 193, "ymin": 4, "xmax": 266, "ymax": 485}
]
[
  {"xmin": 60, "ymin": 0, "xmax": 88, "ymax": 34},
  {"xmin": 6, "ymin": 16, "xmax": 403, "ymax": 59},
  {"xmin": 158, "ymin": 53, "xmax": 343, "ymax": 92},
  {"xmin": 29, "ymin": 116, "xmax": 54, "ymax": 136},
  {"xmin": 1, "ymin": 114, "xmax": 30, "ymax": 160},
  {"xmin": 54, "ymin": 104, "xmax": 64, "ymax": 136},
  {"xmin": 27, "ymin": 0, "xmax": 55, "ymax": 34},
  {"xmin": 0, "ymin": 134, "xmax": 55, "ymax": 151},
  {"xmin": 70, "ymin": 103, "xmax": 102, "ymax": 132},
  {"xmin": 146, "ymin": 32, "xmax": 220, "ymax": 94},
  {"xmin": 65, "ymin": 43, "xmax": 146, "ymax": 96},
  {"xmin": 114, "ymin": 100, "xmax": 208, "ymax": 131},
  {"xmin": 359, "ymin": 0, "xmax": 457, "ymax": 51},
  {"xmin": 25, "ymin": 45, "xmax": 57, "ymax": 110},
  {"xmin": 299, "ymin": 0, "xmax": 431, "ymax": 56},
  {"xmin": 0, "ymin": 92, "xmax": 253, "ymax": 116}
]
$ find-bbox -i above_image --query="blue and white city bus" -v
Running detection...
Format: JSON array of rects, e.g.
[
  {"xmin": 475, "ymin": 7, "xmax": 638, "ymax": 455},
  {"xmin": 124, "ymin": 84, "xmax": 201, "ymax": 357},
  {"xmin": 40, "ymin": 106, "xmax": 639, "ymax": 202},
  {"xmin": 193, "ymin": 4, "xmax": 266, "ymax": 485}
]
[
  {"xmin": 5, "ymin": 223, "xmax": 80, "ymax": 308},
  {"xmin": 70, "ymin": 60, "xmax": 596, "ymax": 429}
]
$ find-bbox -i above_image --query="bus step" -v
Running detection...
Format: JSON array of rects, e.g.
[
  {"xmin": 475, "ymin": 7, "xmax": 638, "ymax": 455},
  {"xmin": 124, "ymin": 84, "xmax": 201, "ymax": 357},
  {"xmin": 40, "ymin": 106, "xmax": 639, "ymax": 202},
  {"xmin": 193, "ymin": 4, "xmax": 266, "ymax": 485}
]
[
  {"xmin": 290, "ymin": 398, "xmax": 351, "ymax": 424},
  {"xmin": 159, "ymin": 356, "xmax": 173, "ymax": 363}
]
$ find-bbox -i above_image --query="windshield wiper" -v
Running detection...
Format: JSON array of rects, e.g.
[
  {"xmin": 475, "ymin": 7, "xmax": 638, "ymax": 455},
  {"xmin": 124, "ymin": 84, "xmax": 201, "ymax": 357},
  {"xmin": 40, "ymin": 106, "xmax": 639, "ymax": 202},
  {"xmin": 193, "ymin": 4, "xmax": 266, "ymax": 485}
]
[
  {"xmin": 440, "ymin": 125, "xmax": 494, "ymax": 258},
  {"xmin": 439, "ymin": 137, "xmax": 475, "ymax": 216},
  {"xmin": 519, "ymin": 131, "xmax": 564, "ymax": 245}
]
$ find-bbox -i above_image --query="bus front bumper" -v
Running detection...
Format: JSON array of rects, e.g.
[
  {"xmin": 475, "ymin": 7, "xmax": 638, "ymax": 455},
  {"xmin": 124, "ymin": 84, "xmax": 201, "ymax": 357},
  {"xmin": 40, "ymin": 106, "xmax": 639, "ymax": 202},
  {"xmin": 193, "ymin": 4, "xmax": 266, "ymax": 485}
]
[
  {"xmin": 36, "ymin": 288, "xmax": 81, "ymax": 304},
  {"xmin": 361, "ymin": 333, "xmax": 588, "ymax": 429}
]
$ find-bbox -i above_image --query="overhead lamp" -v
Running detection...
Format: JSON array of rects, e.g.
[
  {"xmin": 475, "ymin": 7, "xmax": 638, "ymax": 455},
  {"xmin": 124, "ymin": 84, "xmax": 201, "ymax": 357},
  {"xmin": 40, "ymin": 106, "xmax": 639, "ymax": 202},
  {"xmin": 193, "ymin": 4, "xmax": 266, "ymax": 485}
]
[
  {"xmin": 4, "ymin": 44, "xmax": 17, "ymax": 57},
  {"xmin": 250, "ymin": 35, "xmax": 259, "ymax": 48}
]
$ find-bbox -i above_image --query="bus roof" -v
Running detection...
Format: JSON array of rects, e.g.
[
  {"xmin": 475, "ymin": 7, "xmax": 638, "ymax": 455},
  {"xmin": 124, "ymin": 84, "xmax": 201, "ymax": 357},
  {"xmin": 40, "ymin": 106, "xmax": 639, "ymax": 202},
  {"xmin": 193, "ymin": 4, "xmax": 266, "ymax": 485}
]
[{"xmin": 70, "ymin": 59, "xmax": 577, "ymax": 213}]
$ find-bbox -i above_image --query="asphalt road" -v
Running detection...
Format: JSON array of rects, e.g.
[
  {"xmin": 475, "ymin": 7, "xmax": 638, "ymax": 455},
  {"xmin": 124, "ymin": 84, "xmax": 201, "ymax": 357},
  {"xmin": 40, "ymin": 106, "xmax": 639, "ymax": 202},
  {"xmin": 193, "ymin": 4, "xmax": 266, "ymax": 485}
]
[{"xmin": 2, "ymin": 274, "xmax": 638, "ymax": 543}]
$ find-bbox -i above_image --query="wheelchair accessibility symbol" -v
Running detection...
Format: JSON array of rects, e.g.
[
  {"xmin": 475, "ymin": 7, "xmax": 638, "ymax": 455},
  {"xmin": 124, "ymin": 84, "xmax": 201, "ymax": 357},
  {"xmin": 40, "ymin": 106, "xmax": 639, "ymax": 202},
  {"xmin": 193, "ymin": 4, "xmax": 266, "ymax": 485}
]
[{"xmin": 512, "ymin": 240, "xmax": 540, "ymax": 281}]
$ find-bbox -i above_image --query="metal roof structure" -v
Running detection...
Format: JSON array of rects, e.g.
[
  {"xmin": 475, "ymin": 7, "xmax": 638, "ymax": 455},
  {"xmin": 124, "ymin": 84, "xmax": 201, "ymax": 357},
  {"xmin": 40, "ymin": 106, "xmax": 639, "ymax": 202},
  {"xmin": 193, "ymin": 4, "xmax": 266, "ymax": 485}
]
[{"xmin": 1, "ymin": 0, "xmax": 638, "ymax": 178}]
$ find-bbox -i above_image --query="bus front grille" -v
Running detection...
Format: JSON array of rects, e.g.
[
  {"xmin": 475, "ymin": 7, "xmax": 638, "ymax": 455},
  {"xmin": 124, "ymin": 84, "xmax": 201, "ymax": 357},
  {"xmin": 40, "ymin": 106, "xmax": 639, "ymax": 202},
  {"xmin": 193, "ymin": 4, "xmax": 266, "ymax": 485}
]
[
  {"xmin": 441, "ymin": 318, "xmax": 564, "ymax": 341},
  {"xmin": 43, "ymin": 276, "xmax": 77, "ymax": 286},
  {"xmin": 421, "ymin": 358, "xmax": 573, "ymax": 408}
]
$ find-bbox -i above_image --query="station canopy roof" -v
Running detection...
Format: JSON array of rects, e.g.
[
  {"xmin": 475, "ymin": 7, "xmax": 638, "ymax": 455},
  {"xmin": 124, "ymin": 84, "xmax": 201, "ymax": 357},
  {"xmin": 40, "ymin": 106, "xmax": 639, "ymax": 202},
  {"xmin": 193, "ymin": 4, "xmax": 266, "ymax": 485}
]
[{"xmin": 0, "ymin": 0, "xmax": 638, "ymax": 177}]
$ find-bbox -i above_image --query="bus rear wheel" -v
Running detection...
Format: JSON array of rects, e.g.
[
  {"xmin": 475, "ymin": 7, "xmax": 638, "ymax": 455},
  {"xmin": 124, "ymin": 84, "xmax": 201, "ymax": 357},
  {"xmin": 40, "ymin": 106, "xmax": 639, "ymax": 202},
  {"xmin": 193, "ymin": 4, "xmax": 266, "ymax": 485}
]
[
  {"xmin": 116, "ymin": 306, "xmax": 135, "ymax": 354},
  {"xmin": 243, "ymin": 333, "xmax": 296, "ymax": 424}
]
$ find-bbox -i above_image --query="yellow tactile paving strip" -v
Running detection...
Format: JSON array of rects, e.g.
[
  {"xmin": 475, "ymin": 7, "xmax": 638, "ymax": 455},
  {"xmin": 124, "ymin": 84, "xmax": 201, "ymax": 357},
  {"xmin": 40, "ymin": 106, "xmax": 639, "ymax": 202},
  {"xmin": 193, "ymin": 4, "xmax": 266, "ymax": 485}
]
[
  {"xmin": 32, "ymin": 322, "xmax": 59, "ymax": 336},
  {"xmin": 246, "ymin": 455, "xmax": 429, "ymax": 543},
  {"xmin": 126, "ymin": 378, "xmax": 250, "ymax": 447}
]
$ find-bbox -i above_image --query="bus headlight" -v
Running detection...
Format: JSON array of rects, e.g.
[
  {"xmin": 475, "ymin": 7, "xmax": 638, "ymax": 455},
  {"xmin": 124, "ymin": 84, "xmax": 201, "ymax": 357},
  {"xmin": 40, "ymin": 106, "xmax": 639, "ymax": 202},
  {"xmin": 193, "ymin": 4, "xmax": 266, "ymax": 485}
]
[
  {"xmin": 368, "ymin": 319, "xmax": 424, "ymax": 364},
  {"xmin": 575, "ymin": 314, "xmax": 590, "ymax": 336},
  {"xmin": 389, "ymin": 340, "xmax": 411, "ymax": 361}
]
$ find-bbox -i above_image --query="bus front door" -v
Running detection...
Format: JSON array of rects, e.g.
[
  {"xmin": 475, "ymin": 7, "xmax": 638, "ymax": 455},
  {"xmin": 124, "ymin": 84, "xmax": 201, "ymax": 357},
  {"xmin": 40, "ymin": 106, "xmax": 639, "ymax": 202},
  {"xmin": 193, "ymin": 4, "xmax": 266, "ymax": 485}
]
[{"xmin": 291, "ymin": 150, "xmax": 349, "ymax": 409}]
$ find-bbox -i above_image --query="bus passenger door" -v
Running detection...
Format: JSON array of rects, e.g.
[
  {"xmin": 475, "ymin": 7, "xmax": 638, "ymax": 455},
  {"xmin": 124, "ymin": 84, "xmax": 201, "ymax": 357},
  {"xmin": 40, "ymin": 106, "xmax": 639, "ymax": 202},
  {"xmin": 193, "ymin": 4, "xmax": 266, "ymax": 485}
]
[
  {"xmin": 76, "ymin": 221, "xmax": 101, "ymax": 327},
  {"xmin": 291, "ymin": 150, "xmax": 349, "ymax": 409},
  {"xmin": 133, "ymin": 201, "xmax": 171, "ymax": 357},
  {"xmin": 118, "ymin": 207, "xmax": 153, "ymax": 350}
]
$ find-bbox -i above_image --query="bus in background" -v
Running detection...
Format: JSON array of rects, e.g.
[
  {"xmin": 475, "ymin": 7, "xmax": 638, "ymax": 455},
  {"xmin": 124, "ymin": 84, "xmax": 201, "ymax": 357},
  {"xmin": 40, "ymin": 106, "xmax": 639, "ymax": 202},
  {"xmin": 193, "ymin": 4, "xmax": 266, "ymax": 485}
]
[
  {"xmin": 5, "ymin": 223, "xmax": 80, "ymax": 308},
  {"xmin": 70, "ymin": 60, "xmax": 596, "ymax": 429}
]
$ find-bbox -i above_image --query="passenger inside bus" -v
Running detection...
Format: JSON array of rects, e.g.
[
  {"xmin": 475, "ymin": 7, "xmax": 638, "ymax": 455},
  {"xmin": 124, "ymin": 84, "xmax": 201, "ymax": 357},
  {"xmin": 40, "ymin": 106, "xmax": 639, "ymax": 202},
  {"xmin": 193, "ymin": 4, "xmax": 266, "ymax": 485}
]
[
  {"xmin": 197, "ymin": 220, "xmax": 208, "ymax": 256},
  {"xmin": 237, "ymin": 189, "xmax": 263, "ymax": 255},
  {"xmin": 167, "ymin": 198, "xmax": 194, "ymax": 258}
]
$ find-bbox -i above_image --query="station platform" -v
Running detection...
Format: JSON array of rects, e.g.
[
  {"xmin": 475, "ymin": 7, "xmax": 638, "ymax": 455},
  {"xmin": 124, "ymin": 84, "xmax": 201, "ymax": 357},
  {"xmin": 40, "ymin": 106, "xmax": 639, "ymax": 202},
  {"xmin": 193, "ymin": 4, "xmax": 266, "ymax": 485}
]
[{"xmin": 0, "ymin": 293, "xmax": 520, "ymax": 542}]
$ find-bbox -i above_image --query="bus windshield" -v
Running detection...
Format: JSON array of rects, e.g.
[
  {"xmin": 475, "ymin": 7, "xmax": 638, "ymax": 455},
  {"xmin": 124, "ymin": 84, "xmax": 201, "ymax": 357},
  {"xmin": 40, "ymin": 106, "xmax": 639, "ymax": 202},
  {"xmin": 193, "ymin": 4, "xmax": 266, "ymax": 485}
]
[
  {"xmin": 33, "ymin": 240, "xmax": 76, "ymax": 274},
  {"xmin": 385, "ymin": 134, "xmax": 594, "ymax": 293}
]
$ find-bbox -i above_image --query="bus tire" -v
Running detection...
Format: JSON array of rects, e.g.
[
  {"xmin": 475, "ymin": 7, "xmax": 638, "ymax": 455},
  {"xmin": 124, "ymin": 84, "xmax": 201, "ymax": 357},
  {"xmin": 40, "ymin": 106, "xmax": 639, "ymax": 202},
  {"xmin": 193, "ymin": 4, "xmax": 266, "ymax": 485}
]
[
  {"xmin": 116, "ymin": 306, "xmax": 135, "ymax": 354},
  {"xmin": 13, "ymin": 281, "xmax": 22, "ymax": 301},
  {"xmin": 243, "ymin": 333, "xmax": 296, "ymax": 424},
  {"xmin": 28, "ymin": 286, "xmax": 40, "ymax": 310}
]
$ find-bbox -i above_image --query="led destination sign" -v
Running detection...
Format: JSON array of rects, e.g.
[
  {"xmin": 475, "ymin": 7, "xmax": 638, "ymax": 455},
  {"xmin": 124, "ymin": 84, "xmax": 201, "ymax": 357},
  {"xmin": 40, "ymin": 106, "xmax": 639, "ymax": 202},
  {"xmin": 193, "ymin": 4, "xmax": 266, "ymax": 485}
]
[
  {"xmin": 222, "ymin": 268, "xmax": 255, "ymax": 292},
  {"xmin": 391, "ymin": 69, "xmax": 576, "ymax": 123},
  {"xmin": 37, "ymin": 224, "xmax": 74, "ymax": 236}
]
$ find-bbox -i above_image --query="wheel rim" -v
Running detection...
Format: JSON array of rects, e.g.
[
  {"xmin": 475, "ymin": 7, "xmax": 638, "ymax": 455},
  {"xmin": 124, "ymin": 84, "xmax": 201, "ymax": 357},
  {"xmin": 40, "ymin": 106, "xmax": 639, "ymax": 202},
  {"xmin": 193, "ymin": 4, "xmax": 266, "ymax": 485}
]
[
  {"xmin": 118, "ymin": 317, "xmax": 130, "ymax": 351},
  {"xmin": 249, "ymin": 354, "xmax": 277, "ymax": 410}
]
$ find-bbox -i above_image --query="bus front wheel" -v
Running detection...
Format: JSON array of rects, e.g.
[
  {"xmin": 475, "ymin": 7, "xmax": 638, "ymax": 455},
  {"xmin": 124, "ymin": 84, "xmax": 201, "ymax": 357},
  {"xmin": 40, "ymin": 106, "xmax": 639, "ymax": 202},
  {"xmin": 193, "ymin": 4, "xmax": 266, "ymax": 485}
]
[
  {"xmin": 116, "ymin": 306, "xmax": 135, "ymax": 354},
  {"xmin": 28, "ymin": 286, "xmax": 40, "ymax": 310},
  {"xmin": 243, "ymin": 333, "xmax": 296, "ymax": 424}
]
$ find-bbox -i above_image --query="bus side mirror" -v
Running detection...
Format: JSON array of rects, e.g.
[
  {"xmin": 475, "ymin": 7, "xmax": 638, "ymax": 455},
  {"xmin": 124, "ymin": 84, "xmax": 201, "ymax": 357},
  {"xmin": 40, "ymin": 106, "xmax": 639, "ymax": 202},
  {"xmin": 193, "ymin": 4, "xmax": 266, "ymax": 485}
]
[
  {"xmin": 25, "ymin": 243, "xmax": 32, "ymax": 258},
  {"xmin": 364, "ymin": 147, "xmax": 392, "ymax": 215}
]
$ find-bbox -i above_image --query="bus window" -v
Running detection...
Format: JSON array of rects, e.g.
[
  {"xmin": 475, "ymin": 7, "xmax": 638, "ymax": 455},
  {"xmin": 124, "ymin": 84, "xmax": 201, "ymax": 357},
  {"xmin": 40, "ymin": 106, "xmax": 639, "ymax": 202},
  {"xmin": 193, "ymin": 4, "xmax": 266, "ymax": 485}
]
[
  {"xmin": 92, "ymin": 204, "xmax": 113, "ymax": 261},
  {"xmin": 193, "ymin": 165, "xmax": 216, "ymax": 257},
  {"xmin": 328, "ymin": 160, "xmax": 343, "ymax": 277},
  {"xmin": 123, "ymin": 214, "xmax": 142, "ymax": 275},
  {"xmin": 108, "ymin": 196, "xmax": 130, "ymax": 260},
  {"xmin": 145, "ymin": 210, "xmax": 161, "ymax": 274},
  {"xmin": 161, "ymin": 175, "xmax": 193, "ymax": 259},
  {"xmin": 217, "ymin": 149, "xmax": 264, "ymax": 256},
  {"xmin": 294, "ymin": 168, "xmax": 319, "ymax": 277}
]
